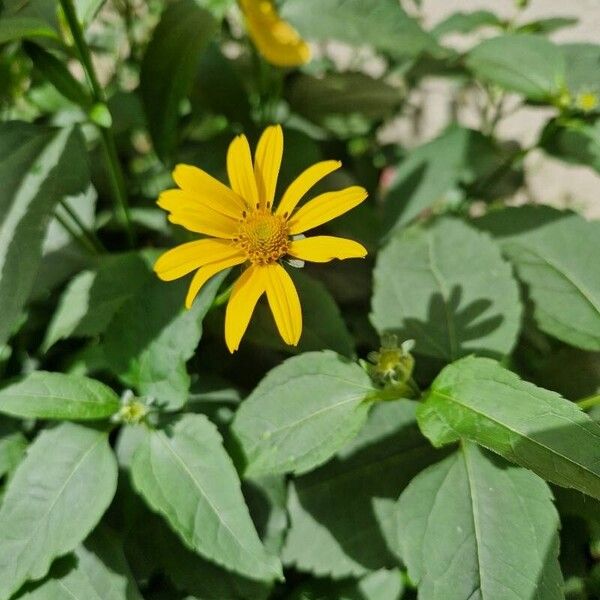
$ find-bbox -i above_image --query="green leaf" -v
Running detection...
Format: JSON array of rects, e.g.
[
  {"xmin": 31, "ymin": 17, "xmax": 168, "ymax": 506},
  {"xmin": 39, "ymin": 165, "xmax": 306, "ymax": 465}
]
[
  {"xmin": 0, "ymin": 423, "xmax": 118, "ymax": 600},
  {"xmin": 130, "ymin": 414, "xmax": 282, "ymax": 582},
  {"xmin": 466, "ymin": 34, "xmax": 566, "ymax": 101},
  {"xmin": 418, "ymin": 356, "xmax": 600, "ymax": 500},
  {"xmin": 23, "ymin": 42, "xmax": 91, "ymax": 107},
  {"xmin": 15, "ymin": 527, "xmax": 142, "ymax": 600},
  {"xmin": 286, "ymin": 72, "xmax": 402, "ymax": 138},
  {"xmin": 103, "ymin": 268, "xmax": 226, "ymax": 410},
  {"xmin": 478, "ymin": 206, "xmax": 600, "ymax": 351},
  {"xmin": 432, "ymin": 10, "xmax": 502, "ymax": 38},
  {"xmin": 245, "ymin": 270, "xmax": 355, "ymax": 357},
  {"xmin": 283, "ymin": 401, "xmax": 442, "ymax": 578},
  {"xmin": 371, "ymin": 217, "xmax": 521, "ymax": 362},
  {"xmin": 396, "ymin": 443, "xmax": 563, "ymax": 600},
  {"xmin": 140, "ymin": 0, "xmax": 218, "ymax": 162},
  {"xmin": 74, "ymin": 0, "xmax": 107, "ymax": 28},
  {"xmin": 0, "ymin": 371, "xmax": 120, "ymax": 420},
  {"xmin": 43, "ymin": 253, "xmax": 152, "ymax": 351},
  {"xmin": 0, "ymin": 420, "xmax": 27, "ymax": 479},
  {"xmin": 0, "ymin": 122, "xmax": 89, "ymax": 348},
  {"xmin": 0, "ymin": 17, "xmax": 58, "ymax": 44},
  {"xmin": 280, "ymin": 0, "xmax": 437, "ymax": 59},
  {"xmin": 232, "ymin": 351, "xmax": 375, "ymax": 477},
  {"xmin": 562, "ymin": 43, "xmax": 600, "ymax": 99}
]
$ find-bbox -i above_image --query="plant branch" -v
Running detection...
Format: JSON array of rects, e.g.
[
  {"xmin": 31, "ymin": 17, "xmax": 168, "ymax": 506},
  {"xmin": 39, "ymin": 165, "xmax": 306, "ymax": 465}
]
[
  {"xmin": 577, "ymin": 394, "xmax": 600, "ymax": 411},
  {"xmin": 53, "ymin": 209, "xmax": 99, "ymax": 255},
  {"xmin": 57, "ymin": 198, "xmax": 105, "ymax": 253},
  {"xmin": 59, "ymin": 0, "xmax": 135, "ymax": 246}
]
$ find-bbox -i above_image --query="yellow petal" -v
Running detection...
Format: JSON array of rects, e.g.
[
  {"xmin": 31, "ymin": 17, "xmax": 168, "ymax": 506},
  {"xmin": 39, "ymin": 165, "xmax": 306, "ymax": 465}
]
[
  {"xmin": 154, "ymin": 239, "xmax": 242, "ymax": 281},
  {"xmin": 288, "ymin": 236, "xmax": 367, "ymax": 263},
  {"xmin": 264, "ymin": 263, "xmax": 301, "ymax": 346},
  {"xmin": 227, "ymin": 134, "xmax": 259, "ymax": 208},
  {"xmin": 288, "ymin": 186, "xmax": 368, "ymax": 235},
  {"xmin": 172, "ymin": 164, "xmax": 247, "ymax": 217},
  {"xmin": 276, "ymin": 160, "xmax": 341, "ymax": 217},
  {"xmin": 239, "ymin": 0, "xmax": 311, "ymax": 68},
  {"xmin": 224, "ymin": 265, "xmax": 267, "ymax": 353},
  {"xmin": 163, "ymin": 194, "xmax": 240, "ymax": 238},
  {"xmin": 185, "ymin": 255, "xmax": 246, "ymax": 309},
  {"xmin": 254, "ymin": 125, "xmax": 283, "ymax": 208}
]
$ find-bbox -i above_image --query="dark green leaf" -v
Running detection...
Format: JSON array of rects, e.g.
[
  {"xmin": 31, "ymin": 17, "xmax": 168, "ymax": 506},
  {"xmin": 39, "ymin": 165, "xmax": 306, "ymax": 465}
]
[
  {"xmin": 517, "ymin": 17, "xmax": 578, "ymax": 35},
  {"xmin": 140, "ymin": 0, "xmax": 218, "ymax": 162},
  {"xmin": 0, "ymin": 17, "xmax": 58, "ymax": 44},
  {"xmin": 371, "ymin": 217, "xmax": 522, "ymax": 362},
  {"xmin": 283, "ymin": 401, "xmax": 442, "ymax": 578},
  {"xmin": 396, "ymin": 443, "xmax": 563, "ymax": 599},
  {"xmin": 0, "ymin": 423, "xmax": 118, "ymax": 600},
  {"xmin": 0, "ymin": 122, "xmax": 89, "ymax": 347},
  {"xmin": 418, "ymin": 356, "xmax": 600, "ymax": 500},
  {"xmin": 130, "ymin": 414, "xmax": 282, "ymax": 582},
  {"xmin": 0, "ymin": 371, "xmax": 120, "ymax": 420},
  {"xmin": 466, "ymin": 34, "xmax": 566, "ymax": 101},
  {"xmin": 477, "ymin": 206, "xmax": 600, "ymax": 351},
  {"xmin": 281, "ymin": 0, "xmax": 437, "ymax": 59},
  {"xmin": 231, "ymin": 351, "xmax": 375, "ymax": 477},
  {"xmin": 0, "ymin": 420, "xmax": 26, "ymax": 479}
]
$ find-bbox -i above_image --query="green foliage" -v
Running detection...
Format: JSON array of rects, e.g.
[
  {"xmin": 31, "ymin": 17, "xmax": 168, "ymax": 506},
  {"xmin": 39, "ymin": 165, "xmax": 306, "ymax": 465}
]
[{"xmin": 1, "ymin": 0, "xmax": 600, "ymax": 597}]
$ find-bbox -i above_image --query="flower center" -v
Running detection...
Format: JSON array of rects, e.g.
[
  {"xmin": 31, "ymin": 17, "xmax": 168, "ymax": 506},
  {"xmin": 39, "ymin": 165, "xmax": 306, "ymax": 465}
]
[{"xmin": 234, "ymin": 209, "xmax": 289, "ymax": 265}]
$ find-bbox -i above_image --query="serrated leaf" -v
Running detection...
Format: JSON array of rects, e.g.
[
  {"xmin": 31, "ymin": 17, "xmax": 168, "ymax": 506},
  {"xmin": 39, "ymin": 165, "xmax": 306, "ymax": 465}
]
[
  {"xmin": 0, "ymin": 371, "xmax": 120, "ymax": 420},
  {"xmin": 371, "ymin": 218, "xmax": 522, "ymax": 362},
  {"xmin": 43, "ymin": 253, "xmax": 152, "ymax": 351},
  {"xmin": 0, "ymin": 423, "xmax": 118, "ymax": 600},
  {"xmin": 281, "ymin": 0, "xmax": 437, "ymax": 59},
  {"xmin": 140, "ymin": 0, "xmax": 218, "ymax": 162},
  {"xmin": 0, "ymin": 122, "xmax": 89, "ymax": 347},
  {"xmin": 477, "ymin": 206, "xmax": 600, "ymax": 351},
  {"xmin": 103, "ymin": 268, "xmax": 226, "ymax": 410},
  {"xmin": 232, "ymin": 351, "xmax": 375, "ymax": 477},
  {"xmin": 130, "ymin": 414, "xmax": 282, "ymax": 582},
  {"xmin": 466, "ymin": 34, "xmax": 566, "ymax": 101},
  {"xmin": 418, "ymin": 356, "xmax": 600, "ymax": 500},
  {"xmin": 15, "ymin": 527, "xmax": 142, "ymax": 600},
  {"xmin": 283, "ymin": 401, "xmax": 442, "ymax": 578},
  {"xmin": 396, "ymin": 443, "xmax": 563, "ymax": 600}
]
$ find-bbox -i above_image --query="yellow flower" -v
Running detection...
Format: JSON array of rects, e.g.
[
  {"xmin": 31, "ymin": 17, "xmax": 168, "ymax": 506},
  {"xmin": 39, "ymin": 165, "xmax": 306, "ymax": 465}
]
[
  {"xmin": 154, "ymin": 125, "xmax": 368, "ymax": 353},
  {"xmin": 238, "ymin": 0, "xmax": 310, "ymax": 67},
  {"xmin": 576, "ymin": 91, "xmax": 599, "ymax": 113}
]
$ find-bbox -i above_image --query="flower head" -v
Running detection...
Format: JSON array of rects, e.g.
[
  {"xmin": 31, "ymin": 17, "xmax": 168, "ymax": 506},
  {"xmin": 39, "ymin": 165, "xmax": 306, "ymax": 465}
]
[
  {"xmin": 575, "ymin": 91, "xmax": 599, "ymax": 113},
  {"xmin": 154, "ymin": 125, "xmax": 368, "ymax": 353},
  {"xmin": 238, "ymin": 0, "xmax": 310, "ymax": 67}
]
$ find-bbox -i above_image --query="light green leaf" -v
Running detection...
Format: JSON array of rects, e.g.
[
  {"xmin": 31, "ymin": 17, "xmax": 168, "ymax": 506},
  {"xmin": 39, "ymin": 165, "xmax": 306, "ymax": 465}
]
[
  {"xmin": 74, "ymin": 0, "xmax": 107, "ymax": 28},
  {"xmin": 43, "ymin": 253, "xmax": 152, "ymax": 351},
  {"xmin": 396, "ymin": 443, "xmax": 563, "ymax": 600},
  {"xmin": 15, "ymin": 527, "xmax": 142, "ymax": 600},
  {"xmin": 245, "ymin": 270, "xmax": 355, "ymax": 357},
  {"xmin": 0, "ymin": 423, "xmax": 118, "ymax": 600},
  {"xmin": 0, "ymin": 371, "xmax": 120, "ymax": 420},
  {"xmin": 140, "ymin": 0, "xmax": 218, "ymax": 162},
  {"xmin": 103, "ymin": 268, "xmax": 226, "ymax": 410},
  {"xmin": 432, "ymin": 10, "xmax": 502, "ymax": 38},
  {"xmin": 281, "ymin": 0, "xmax": 437, "ymax": 59},
  {"xmin": 517, "ymin": 17, "xmax": 578, "ymax": 35},
  {"xmin": 371, "ymin": 218, "xmax": 521, "ymax": 362},
  {"xmin": 418, "ymin": 356, "xmax": 600, "ymax": 500},
  {"xmin": 0, "ymin": 17, "xmax": 58, "ymax": 44},
  {"xmin": 232, "ymin": 351, "xmax": 375, "ymax": 477},
  {"xmin": 0, "ymin": 122, "xmax": 89, "ymax": 347},
  {"xmin": 466, "ymin": 34, "xmax": 566, "ymax": 101},
  {"xmin": 0, "ymin": 420, "xmax": 27, "ymax": 479},
  {"xmin": 562, "ymin": 43, "xmax": 600, "ymax": 100},
  {"xmin": 283, "ymin": 401, "xmax": 442, "ymax": 578},
  {"xmin": 130, "ymin": 414, "xmax": 282, "ymax": 582},
  {"xmin": 477, "ymin": 206, "xmax": 600, "ymax": 351}
]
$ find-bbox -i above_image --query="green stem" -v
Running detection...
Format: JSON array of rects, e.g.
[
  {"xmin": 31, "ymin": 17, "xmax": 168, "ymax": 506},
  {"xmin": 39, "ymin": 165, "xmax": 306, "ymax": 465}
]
[
  {"xmin": 59, "ymin": 0, "xmax": 134, "ymax": 246},
  {"xmin": 577, "ymin": 394, "xmax": 600, "ymax": 411},
  {"xmin": 54, "ymin": 209, "xmax": 98, "ymax": 255},
  {"xmin": 58, "ymin": 198, "xmax": 105, "ymax": 252}
]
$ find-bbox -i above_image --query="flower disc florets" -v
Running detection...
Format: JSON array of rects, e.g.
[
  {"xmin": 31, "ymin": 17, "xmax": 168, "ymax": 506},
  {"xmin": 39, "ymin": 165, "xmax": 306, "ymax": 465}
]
[{"xmin": 234, "ymin": 209, "xmax": 290, "ymax": 265}]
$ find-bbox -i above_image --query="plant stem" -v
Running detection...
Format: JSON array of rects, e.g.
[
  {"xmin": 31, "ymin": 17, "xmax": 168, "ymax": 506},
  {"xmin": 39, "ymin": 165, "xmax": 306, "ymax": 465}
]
[
  {"xmin": 577, "ymin": 394, "xmax": 600, "ymax": 411},
  {"xmin": 59, "ymin": 0, "xmax": 135, "ymax": 246},
  {"xmin": 58, "ymin": 198, "xmax": 105, "ymax": 252},
  {"xmin": 54, "ymin": 209, "xmax": 99, "ymax": 255}
]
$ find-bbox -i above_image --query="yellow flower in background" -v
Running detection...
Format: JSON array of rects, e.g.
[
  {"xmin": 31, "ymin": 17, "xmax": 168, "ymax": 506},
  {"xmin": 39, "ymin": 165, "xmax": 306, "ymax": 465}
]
[
  {"xmin": 154, "ymin": 125, "xmax": 368, "ymax": 353},
  {"xmin": 576, "ymin": 91, "xmax": 599, "ymax": 113},
  {"xmin": 238, "ymin": 0, "xmax": 310, "ymax": 67}
]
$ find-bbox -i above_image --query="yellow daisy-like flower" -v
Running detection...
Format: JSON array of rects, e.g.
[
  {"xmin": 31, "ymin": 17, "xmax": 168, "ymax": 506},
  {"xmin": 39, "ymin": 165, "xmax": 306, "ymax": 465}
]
[
  {"xmin": 154, "ymin": 125, "xmax": 368, "ymax": 353},
  {"xmin": 238, "ymin": 0, "xmax": 310, "ymax": 67}
]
